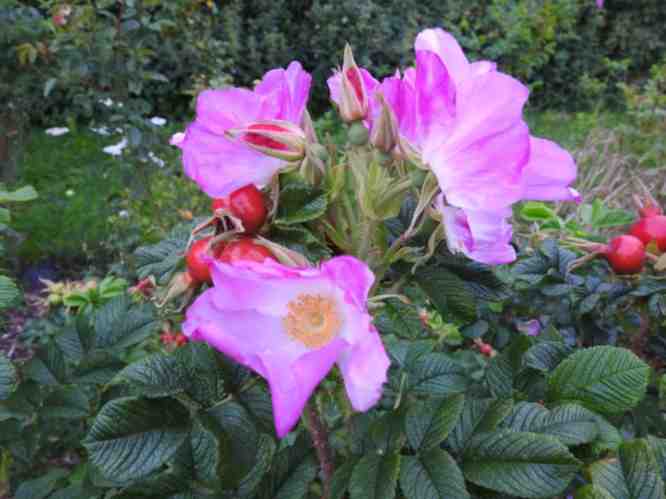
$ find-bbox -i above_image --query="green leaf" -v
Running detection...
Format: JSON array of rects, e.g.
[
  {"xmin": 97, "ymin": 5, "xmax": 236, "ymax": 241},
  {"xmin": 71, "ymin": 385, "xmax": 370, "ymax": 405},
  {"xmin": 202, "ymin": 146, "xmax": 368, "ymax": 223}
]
[
  {"xmin": 405, "ymin": 394, "xmax": 465, "ymax": 451},
  {"xmin": 447, "ymin": 398, "xmax": 513, "ymax": 454},
  {"xmin": 24, "ymin": 342, "xmax": 68, "ymax": 385},
  {"xmin": 238, "ymin": 434, "xmax": 276, "ymax": 498},
  {"xmin": 135, "ymin": 221, "xmax": 198, "ymax": 284},
  {"xmin": 14, "ymin": 468, "xmax": 68, "ymax": 499},
  {"xmin": 520, "ymin": 202, "xmax": 559, "ymax": 222},
  {"xmin": 0, "ymin": 353, "xmax": 17, "ymax": 400},
  {"xmin": 400, "ymin": 449, "xmax": 469, "ymax": 499},
  {"xmin": 257, "ymin": 433, "xmax": 317, "ymax": 499},
  {"xmin": 113, "ymin": 352, "xmax": 186, "ymax": 398},
  {"xmin": 648, "ymin": 436, "xmax": 666, "ymax": 481},
  {"xmin": 486, "ymin": 353, "xmax": 513, "ymax": 398},
  {"xmin": 462, "ymin": 430, "xmax": 581, "ymax": 498},
  {"xmin": 523, "ymin": 341, "xmax": 573, "ymax": 372},
  {"xmin": 272, "ymin": 454, "xmax": 318, "ymax": 499},
  {"xmin": 414, "ymin": 266, "xmax": 476, "ymax": 322},
  {"xmin": 547, "ymin": 346, "xmax": 650, "ymax": 414},
  {"xmin": 44, "ymin": 386, "xmax": 90, "ymax": 419},
  {"xmin": 190, "ymin": 416, "xmax": 229, "ymax": 487},
  {"xmin": 330, "ymin": 459, "xmax": 359, "ymax": 499},
  {"xmin": 0, "ymin": 185, "xmax": 37, "ymax": 203},
  {"xmin": 407, "ymin": 353, "xmax": 469, "ymax": 397},
  {"xmin": 591, "ymin": 414, "xmax": 623, "ymax": 455},
  {"xmin": 0, "ymin": 275, "xmax": 19, "ymax": 309},
  {"xmin": 374, "ymin": 298, "xmax": 425, "ymax": 340},
  {"xmin": 93, "ymin": 294, "xmax": 158, "ymax": 351},
  {"xmin": 502, "ymin": 402, "xmax": 598, "ymax": 446},
  {"xmin": 589, "ymin": 459, "xmax": 630, "ymax": 499},
  {"xmin": 84, "ymin": 397, "xmax": 190, "ymax": 482},
  {"xmin": 276, "ymin": 179, "xmax": 327, "ymax": 225},
  {"xmin": 349, "ymin": 452, "xmax": 401, "ymax": 499},
  {"xmin": 574, "ymin": 485, "xmax": 615, "ymax": 499}
]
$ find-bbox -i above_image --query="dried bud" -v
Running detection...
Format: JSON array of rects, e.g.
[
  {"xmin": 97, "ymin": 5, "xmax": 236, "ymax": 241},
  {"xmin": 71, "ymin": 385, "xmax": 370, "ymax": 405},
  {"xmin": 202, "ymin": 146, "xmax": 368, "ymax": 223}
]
[
  {"xmin": 226, "ymin": 120, "xmax": 306, "ymax": 162},
  {"xmin": 370, "ymin": 93, "xmax": 399, "ymax": 153},
  {"xmin": 338, "ymin": 44, "xmax": 369, "ymax": 122}
]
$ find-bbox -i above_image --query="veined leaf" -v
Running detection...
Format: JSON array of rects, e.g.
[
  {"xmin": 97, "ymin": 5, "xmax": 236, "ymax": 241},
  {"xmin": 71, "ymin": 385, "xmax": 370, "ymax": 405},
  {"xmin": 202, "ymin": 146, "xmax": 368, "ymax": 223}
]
[{"xmin": 400, "ymin": 448, "xmax": 469, "ymax": 499}]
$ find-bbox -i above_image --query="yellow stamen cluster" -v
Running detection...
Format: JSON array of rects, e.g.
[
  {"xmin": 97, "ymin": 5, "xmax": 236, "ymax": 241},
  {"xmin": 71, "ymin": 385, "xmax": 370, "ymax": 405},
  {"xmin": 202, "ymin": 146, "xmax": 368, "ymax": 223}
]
[{"xmin": 283, "ymin": 293, "xmax": 342, "ymax": 349}]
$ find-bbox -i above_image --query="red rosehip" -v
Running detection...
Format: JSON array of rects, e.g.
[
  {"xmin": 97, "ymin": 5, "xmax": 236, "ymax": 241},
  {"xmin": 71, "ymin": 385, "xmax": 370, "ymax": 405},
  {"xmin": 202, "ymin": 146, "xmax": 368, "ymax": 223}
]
[
  {"xmin": 629, "ymin": 215, "xmax": 666, "ymax": 253},
  {"xmin": 639, "ymin": 205, "xmax": 663, "ymax": 218},
  {"xmin": 160, "ymin": 332, "xmax": 174, "ymax": 345},
  {"xmin": 186, "ymin": 236, "xmax": 224, "ymax": 284},
  {"xmin": 219, "ymin": 238, "xmax": 276, "ymax": 264},
  {"xmin": 604, "ymin": 235, "xmax": 646, "ymax": 274},
  {"xmin": 174, "ymin": 333, "xmax": 188, "ymax": 347},
  {"xmin": 479, "ymin": 343, "xmax": 494, "ymax": 357},
  {"xmin": 211, "ymin": 184, "xmax": 267, "ymax": 234}
]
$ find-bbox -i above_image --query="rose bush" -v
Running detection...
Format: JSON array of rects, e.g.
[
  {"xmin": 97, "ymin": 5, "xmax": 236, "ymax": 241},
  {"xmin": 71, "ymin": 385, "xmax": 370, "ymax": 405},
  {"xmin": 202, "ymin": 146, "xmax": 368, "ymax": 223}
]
[{"xmin": 2, "ymin": 27, "xmax": 666, "ymax": 499}]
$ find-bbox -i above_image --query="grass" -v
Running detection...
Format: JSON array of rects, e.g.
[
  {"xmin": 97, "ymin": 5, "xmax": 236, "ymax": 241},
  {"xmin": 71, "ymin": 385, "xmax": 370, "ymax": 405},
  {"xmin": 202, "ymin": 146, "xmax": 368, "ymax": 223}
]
[{"xmin": 8, "ymin": 110, "xmax": 635, "ymax": 269}]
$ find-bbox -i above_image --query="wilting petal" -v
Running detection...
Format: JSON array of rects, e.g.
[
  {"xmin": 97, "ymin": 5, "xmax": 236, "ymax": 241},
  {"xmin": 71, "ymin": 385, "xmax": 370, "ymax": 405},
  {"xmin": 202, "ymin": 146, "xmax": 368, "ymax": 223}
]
[
  {"xmin": 337, "ymin": 326, "xmax": 390, "ymax": 411},
  {"xmin": 440, "ymin": 200, "xmax": 516, "ymax": 264},
  {"xmin": 523, "ymin": 137, "xmax": 578, "ymax": 201}
]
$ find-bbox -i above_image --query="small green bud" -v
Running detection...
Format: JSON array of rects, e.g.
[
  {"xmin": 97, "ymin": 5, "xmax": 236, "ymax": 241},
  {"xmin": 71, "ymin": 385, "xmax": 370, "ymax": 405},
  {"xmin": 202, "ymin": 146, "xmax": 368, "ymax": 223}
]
[{"xmin": 348, "ymin": 122, "xmax": 369, "ymax": 146}]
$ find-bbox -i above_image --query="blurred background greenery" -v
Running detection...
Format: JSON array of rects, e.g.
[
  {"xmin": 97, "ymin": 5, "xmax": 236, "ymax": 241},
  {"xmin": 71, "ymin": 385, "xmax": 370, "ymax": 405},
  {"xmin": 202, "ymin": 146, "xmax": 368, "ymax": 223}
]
[{"xmin": 1, "ymin": 0, "xmax": 665, "ymax": 280}]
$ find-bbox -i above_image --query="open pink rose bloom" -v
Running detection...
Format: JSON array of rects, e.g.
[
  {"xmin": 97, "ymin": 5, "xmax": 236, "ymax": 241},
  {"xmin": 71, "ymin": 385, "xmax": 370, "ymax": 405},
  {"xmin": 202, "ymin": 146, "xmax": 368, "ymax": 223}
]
[
  {"xmin": 174, "ymin": 61, "xmax": 311, "ymax": 197},
  {"xmin": 329, "ymin": 28, "xmax": 578, "ymax": 264},
  {"xmin": 183, "ymin": 257, "xmax": 390, "ymax": 437}
]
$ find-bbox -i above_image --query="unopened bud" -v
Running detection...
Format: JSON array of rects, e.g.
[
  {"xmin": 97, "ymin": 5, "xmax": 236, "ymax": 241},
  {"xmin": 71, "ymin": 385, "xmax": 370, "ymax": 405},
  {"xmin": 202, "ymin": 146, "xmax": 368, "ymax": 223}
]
[
  {"xmin": 370, "ymin": 93, "xmax": 399, "ymax": 153},
  {"xmin": 348, "ymin": 122, "xmax": 369, "ymax": 146},
  {"xmin": 337, "ymin": 44, "xmax": 369, "ymax": 122},
  {"xmin": 227, "ymin": 120, "xmax": 306, "ymax": 162}
]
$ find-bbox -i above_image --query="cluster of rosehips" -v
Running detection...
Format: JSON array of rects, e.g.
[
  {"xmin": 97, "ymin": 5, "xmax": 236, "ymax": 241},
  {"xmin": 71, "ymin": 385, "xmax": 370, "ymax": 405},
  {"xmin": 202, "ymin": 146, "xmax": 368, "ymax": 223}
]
[
  {"xmin": 583, "ymin": 198, "xmax": 666, "ymax": 275},
  {"xmin": 184, "ymin": 184, "xmax": 276, "ymax": 286},
  {"xmin": 160, "ymin": 330, "xmax": 188, "ymax": 348}
]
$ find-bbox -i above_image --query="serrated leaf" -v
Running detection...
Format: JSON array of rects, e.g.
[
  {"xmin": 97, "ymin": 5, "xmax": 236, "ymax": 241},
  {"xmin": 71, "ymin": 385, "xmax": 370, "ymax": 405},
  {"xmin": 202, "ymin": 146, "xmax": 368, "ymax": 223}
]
[
  {"xmin": 208, "ymin": 400, "xmax": 259, "ymax": 488},
  {"xmin": 113, "ymin": 352, "xmax": 185, "ymax": 398},
  {"xmin": 415, "ymin": 266, "xmax": 476, "ymax": 321},
  {"xmin": 523, "ymin": 341, "xmax": 573, "ymax": 372},
  {"xmin": 238, "ymin": 434, "xmax": 276, "ymax": 498},
  {"xmin": 0, "ymin": 353, "xmax": 17, "ymax": 400},
  {"xmin": 463, "ymin": 430, "xmax": 581, "ymax": 498},
  {"xmin": 406, "ymin": 394, "xmax": 465, "ymax": 451},
  {"xmin": 93, "ymin": 294, "xmax": 157, "ymax": 351},
  {"xmin": 190, "ymin": 416, "xmax": 229, "ymax": 487},
  {"xmin": 330, "ymin": 458, "xmax": 359, "ymax": 499},
  {"xmin": 135, "ymin": 221, "xmax": 199, "ymax": 284},
  {"xmin": 400, "ymin": 448, "xmax": 469, "ymax": 499},
  {"xmin": 447, "ymin": 398, "xmax": 513, "ymax": 454},
  {"xmin": 374, "ymin": 298, "xmax": 425, "ymax": 340},
  {"xmin": 591, "ymin": 414, "xmax": 623, "ymax": 455},
  {"xmin": 84, "ymin": 397, "xmax": 190, "ymax": 482},
  {"xmin": 617, "ymin": 439, "xmax": 664, "ymax": 499},
  {"xmin": 486, "ymin": 353, "xmax": 513, "ymax": 398},
  {"xmin": 589, "ymin": 459, "xmax": 630, "ymax": 499},
  {"xmin": 0, "ymin": 275, "xmax": 19, "ymax": 309},
  {"xmin": 547, "ymin": 346, "xmax": 650, "ymax": 414},
  {"xmin": 276, "ymin": 180, "xmax": 327, "ymax": 225},
  {"xmin": 502, "ymin": 402, "xmax": 598, "ymax": 446},
  {"xmin": 349, "ymin": 452, "xmax": 401, "ymax": 499},
  {"xmin": 648, "ymin": 436, "xmax": 666, "ymax": 481},
  {"xmin": 407, "ymin": 353, "xmax": 469, "ymax": 396},
  {"xmin": 273, "ymin": 454, "xmax": 318, "ymax": 499},
  {"xmin": 24, "ymin": 342, "xmax": 67, "ymax": 385}
]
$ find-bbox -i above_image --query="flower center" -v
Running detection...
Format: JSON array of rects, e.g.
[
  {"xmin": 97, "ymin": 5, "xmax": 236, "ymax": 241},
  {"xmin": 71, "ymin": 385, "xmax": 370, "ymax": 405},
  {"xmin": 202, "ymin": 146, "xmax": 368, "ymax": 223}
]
[{"xmin": 283, "ymin": 293, "xmax": 342, "ymax": 349}]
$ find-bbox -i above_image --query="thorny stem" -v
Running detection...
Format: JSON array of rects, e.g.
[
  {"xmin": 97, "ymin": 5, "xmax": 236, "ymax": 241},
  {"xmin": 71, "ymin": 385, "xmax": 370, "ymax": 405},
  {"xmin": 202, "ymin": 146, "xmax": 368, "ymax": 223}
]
[{"xmin": 303, "ymin": 403, "xmax": 334, "ymax": 499}]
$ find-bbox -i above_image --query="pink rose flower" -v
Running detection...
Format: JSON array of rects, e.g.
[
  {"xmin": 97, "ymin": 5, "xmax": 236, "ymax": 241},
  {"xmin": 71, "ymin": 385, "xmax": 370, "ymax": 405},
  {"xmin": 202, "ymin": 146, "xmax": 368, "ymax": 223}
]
[
  {"xmin": 182, "ymin": 256, "xmax": 390, "ymax": 437},
  {"xmin": 175, "ymin": 62, "xmax": 311, "ymax": 197}
]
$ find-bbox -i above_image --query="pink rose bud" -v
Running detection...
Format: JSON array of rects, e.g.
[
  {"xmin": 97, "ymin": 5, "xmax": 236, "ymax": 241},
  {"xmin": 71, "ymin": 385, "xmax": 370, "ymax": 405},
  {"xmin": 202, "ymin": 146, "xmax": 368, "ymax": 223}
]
[
  {"xmin": 226, "ymin": 120, "xmax": 306, "ymax": 162},
  {"xmin": 338, "ymin": 44, "xmax": 369, "ymax": 122},
  {"xmin": 53, "ymin": 14, "xmax": 66, "ymax": 26},
  {"xmin": 370, "ymin": 93, "xmax": 400, "ymax": 153}
]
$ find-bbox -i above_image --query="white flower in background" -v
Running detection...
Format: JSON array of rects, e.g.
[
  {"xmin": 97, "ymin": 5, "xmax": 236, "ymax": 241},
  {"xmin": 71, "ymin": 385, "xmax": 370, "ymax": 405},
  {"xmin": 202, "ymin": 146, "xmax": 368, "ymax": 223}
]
[
  {"xmin": 100, "ymin": 98, "xmax": 114, "ymax": 107},
  {"xmin": 103, "ymin": 138, "xmax": 128, "ymax": 156},
  {"xmin": 118, "ymin": 210, "xmax": 130, "ymax": 218},
  {"xmin": 169, "ymin": 132, "xmax": 185, "ymax": 146},
  {"xmin": 150, "ymin": 116, "xmax": 167, "ymax": 126},
  {"xmin": 65, "ymin": 189, "xmax": 75, "ymax": 197},
  {"xmin": 45, "ymin": 127, "xmax": 69, "ymax": 136},
  {"xmin": 148, "ymin": 152, "xmax": 165, "ymax": 168},
  {"xmin": 91, "ymin": 127, "xmax": 124, "ymax": 136}
]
